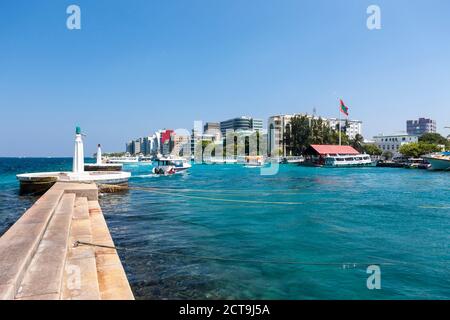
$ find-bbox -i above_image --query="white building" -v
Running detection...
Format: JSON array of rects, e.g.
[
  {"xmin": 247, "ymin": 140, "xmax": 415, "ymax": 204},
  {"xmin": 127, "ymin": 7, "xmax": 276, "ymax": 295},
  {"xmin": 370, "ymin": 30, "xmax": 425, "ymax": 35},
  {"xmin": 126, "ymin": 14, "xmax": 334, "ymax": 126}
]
[
  {"xmin": 328, "ymin": 118, "xmax": 363, "ymax": 140},
  {"xmin": 373, "ymin": 134, "xmax": 419, "ymax": 157}
]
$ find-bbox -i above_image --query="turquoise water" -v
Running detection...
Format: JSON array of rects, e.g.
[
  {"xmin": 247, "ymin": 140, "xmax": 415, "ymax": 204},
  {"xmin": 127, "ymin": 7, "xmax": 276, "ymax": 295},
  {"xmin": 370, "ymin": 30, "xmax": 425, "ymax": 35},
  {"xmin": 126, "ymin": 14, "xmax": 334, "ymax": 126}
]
[{"xmin": 0, "ymin": 158, "xmax": 449, "ymax": 299}]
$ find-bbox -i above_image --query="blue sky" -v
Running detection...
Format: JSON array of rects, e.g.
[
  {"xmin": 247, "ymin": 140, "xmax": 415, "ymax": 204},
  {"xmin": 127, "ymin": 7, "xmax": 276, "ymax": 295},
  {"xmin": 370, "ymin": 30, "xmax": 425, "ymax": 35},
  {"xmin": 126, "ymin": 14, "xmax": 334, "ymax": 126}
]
[{"xmin": 1, "ymin": 0, "xmax": 450, "ymax": 156}]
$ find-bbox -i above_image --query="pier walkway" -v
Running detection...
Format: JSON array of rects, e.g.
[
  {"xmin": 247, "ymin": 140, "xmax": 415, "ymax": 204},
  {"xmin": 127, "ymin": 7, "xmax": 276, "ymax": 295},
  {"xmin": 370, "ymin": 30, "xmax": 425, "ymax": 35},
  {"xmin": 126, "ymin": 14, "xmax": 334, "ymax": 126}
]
[{"xmin": 0, "ymin": 182, "xmax": 134, "ymax": 300}]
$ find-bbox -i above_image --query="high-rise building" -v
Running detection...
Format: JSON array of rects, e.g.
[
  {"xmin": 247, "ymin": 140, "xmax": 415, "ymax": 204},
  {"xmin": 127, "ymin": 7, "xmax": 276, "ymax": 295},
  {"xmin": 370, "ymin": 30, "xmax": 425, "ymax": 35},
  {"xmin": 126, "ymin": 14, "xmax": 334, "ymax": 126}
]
[
  {"xmin": 160, "ymin": 130, "xmax": 173, "ymax": 155},
  {"xmin": 172, "ymin": 132, "xmax": 191, "ymax": 158},
  {"xmin": 204, "ymin": 122, "xmax": 220, "ymax": 134},
  {"xmin": 251, "ymin": 118, "xmax": 263, "ymax": 131},
  {"xmin": 133, "ymin": 139, "xmax": 141, "ymax": 155},
  {"xmin": 204, "ymin": 122, "xmax": 221, "ymax": 140},
  {"xmin": 220, "ymin": 116, "xmax": 263, "ymax": 135},
  {"xmin": 126, "ymin": 141, "xmax": 133, "ymax": 154},
  {"xmin": 406, "ymin": 118, "xmax": 436, "ymax": 135}
]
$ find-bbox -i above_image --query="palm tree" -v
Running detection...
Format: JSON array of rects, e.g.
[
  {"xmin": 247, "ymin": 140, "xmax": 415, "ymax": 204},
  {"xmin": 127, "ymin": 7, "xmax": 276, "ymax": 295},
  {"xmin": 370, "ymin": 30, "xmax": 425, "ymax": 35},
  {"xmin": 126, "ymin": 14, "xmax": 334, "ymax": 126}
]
[{"xmin": 350, "ymin": 134, "xmax": 365, "ymax": 153}]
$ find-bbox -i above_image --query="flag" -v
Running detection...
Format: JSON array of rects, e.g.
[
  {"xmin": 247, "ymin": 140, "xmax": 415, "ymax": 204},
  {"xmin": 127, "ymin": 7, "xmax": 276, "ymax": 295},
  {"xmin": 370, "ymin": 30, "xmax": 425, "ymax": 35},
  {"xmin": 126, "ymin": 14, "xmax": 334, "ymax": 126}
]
[{"xmin": 340, "ymin": 99, "xmax": 349, "ymax": 116}]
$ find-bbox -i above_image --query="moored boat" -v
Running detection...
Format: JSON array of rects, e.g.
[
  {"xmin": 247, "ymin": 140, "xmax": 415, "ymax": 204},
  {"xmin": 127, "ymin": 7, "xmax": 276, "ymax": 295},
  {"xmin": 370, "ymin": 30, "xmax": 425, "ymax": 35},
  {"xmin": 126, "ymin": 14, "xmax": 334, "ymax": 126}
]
[
  {"xmin": 282, "ymin": 156, "xmax": 305, "ymax": 164},
  {"xmin": 106, "ymin": 155, "xmax": 139, "ymax": 164},
  {"xmin": 303, "ymin": 145, "xmax": 372, "ymax": 167},
  {"xmin": 239, "ymin": 155, "xmax": 265, "ymax": 168},
  {"xmin": 423, "ymin": 152, "xmax": 450, "ymax": 171}
]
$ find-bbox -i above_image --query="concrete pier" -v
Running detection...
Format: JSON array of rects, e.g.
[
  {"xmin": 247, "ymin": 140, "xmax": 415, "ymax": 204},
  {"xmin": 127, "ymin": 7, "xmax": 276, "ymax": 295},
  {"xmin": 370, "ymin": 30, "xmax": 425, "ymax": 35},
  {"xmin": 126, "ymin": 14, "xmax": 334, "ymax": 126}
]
[{"xmin": 0, "ymin": 182, "xmax": 134, "ymax": 300}]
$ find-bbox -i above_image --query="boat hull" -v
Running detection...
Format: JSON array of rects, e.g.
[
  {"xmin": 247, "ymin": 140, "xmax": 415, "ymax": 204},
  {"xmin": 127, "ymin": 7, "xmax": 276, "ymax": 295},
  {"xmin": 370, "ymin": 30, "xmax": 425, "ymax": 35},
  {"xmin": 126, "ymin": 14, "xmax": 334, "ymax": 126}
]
[{"xmin": 423, "ymin": 157, "xmax": 450, "ymax": 171}]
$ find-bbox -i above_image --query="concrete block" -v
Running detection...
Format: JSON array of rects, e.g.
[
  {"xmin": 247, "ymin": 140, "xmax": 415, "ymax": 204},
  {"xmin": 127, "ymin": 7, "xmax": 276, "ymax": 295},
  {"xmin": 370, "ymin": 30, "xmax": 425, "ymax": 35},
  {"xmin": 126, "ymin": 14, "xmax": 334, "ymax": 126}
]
[
  {"xmin": 73, "ymin": 197, "xmax": 89, "ymax": 220},
  {"xmin": 15, "ymin": 194, "xmax": 75, "ymax": 299},
  {"xmin": 62, "ymin": 256, "xmax": 100, "ymax": 300}
]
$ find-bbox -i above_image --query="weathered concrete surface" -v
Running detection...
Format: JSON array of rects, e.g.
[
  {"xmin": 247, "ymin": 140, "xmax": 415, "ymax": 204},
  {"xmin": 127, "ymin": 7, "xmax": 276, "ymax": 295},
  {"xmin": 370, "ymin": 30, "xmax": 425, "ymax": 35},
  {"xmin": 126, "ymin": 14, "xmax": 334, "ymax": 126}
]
[
  {"xmin": 0, "ymin": 184, "xmax": 64, "ymax": 297},
  {"xmin": 15, "ymin": 194, "xmax": 75, "ymax": 299},
  {"xmin": 0, "ymin": 182, "xmax": 134, "ymax": 300},
  {"xmin": 88, "ymin": 201, "xmax": 134, "ymax": 300}
]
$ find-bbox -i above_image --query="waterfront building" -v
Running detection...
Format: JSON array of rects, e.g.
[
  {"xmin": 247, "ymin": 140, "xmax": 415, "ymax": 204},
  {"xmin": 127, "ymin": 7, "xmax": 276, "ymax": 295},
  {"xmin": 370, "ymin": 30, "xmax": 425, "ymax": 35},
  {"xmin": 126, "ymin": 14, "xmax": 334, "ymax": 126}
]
[
  {"xmin": 204, "ymin": 122, "xmax": 220, "ymax": 133},
  {"xmin": 125, "ymin": 141, "xmax": 133, "ymax": 154},
  {"xmin": 204, "ymin": 122, "xmax": 222, "ymax": 140},
  {"xmin": 191, "ymin": 129, "xmax": 216, "ymax": 160},
  {"xmin": 172, "ymin": 132, "xmax": 191, "ymax": 158},
  {"xmin": 160, "ymin": 129, "xmax": 174, "ymax": 156},
  {"xmin": 125, "ymin": 139, "xmax": 142, "ymax": 155},
  {"xmin": 267, "ymin": 114, "xmax": 323, "ymax": 157},
  {"xmin": 220, "ymin": 116, "xmax": 263, "ymax": 136},
  {"xmin": 373, "ymin": 134, "xmax": 419, "ymax": 157},
  {"xmin": 328, "ymin": 118, "xmax": 363, "ymax": 140},
  {"xmin": 133, "ymin": 139, "xmax": 142, "ymax": 155},
  {"xmin": 267, "ymin": 114, "xmax": 364, "ymax": 157},
  {"xmin": 406, "ymin": 118, "xmax": 436, "ymax": 135}
]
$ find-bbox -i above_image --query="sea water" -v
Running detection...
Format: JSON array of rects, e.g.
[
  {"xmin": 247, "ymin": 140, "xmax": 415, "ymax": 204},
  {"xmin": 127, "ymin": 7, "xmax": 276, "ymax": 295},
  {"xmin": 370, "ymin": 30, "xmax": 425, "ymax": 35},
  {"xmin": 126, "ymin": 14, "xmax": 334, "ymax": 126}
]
[{"xmin": 0, "ymin": 158, "xmax": 449, "ymax": 299}]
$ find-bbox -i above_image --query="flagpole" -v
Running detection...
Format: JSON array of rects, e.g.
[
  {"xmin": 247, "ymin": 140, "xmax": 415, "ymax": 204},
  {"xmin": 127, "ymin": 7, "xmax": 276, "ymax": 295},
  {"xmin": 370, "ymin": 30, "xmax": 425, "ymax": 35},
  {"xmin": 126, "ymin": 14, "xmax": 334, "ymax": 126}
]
[{"xmin": 339, "ymin": 100, "xmax": 342, "ymax": 146}]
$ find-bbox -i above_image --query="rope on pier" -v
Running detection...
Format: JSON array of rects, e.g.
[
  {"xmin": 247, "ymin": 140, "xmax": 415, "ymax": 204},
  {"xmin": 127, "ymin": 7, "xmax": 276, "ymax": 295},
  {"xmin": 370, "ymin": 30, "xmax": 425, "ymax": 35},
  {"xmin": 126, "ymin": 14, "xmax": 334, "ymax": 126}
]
[
  {"xmin": 73, "ymin": 240, "xmax": 402, "ymax": 268},
  {"xmin": 97, "ymin": 183, "xmax": 305, "ymax": 205}
]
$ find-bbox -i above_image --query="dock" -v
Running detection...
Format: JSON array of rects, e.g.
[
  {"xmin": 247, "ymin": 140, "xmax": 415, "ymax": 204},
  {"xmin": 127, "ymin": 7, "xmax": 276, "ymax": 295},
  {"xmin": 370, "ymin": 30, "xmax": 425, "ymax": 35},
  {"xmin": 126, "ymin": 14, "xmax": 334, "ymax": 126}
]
[{"xmin": 0, "ymin": 182, "xmax": 134, "ymax": 300}]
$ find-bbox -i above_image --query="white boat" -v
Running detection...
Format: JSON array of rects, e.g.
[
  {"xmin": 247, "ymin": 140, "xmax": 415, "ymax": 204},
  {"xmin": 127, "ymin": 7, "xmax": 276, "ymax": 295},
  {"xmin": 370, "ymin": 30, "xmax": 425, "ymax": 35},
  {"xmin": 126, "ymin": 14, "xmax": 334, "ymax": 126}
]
[
  {"xmin": 282, "ymin": 156, "xmax": 305, "ymax": 164},
  {"xmin": 303, "ymin": 145, "xmax": 373, "ymax": 168},
  {"xmin": 423, "ymin": 153, "xmax": 450, "ymax": 171},
  {"xmin": 152, "ymin": 156, "xmax": 192, "ymax": 175},
  {"xmin": 106, "ymin": 156, "xmax": 139, "ymax": 164},
  {"xmin": 324, "ymin": 154, "xmax": 373, "ymax": 167},
  {"xmin": 238, "ymin": 156, "xmax": 265, "ymax": 167},
  {"xmin": 203, "ymin": 157, "xmax": 226, "ymax": 165},
  {"xmin": 138, "ymin": 156, "xmax": 154, "ymax": 164}
]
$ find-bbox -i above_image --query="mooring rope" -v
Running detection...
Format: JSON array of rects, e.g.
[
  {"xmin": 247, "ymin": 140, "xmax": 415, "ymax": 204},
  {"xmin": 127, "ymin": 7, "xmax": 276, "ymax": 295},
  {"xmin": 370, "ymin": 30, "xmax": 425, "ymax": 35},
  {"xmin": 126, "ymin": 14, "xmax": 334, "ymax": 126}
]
[
  {"xmin": 73, "ymin": 240, "xmax": 409, "ymax": 268},
  {"xmin": 97, "ymin": 184, "xmax": 305, "ymax": 205}
]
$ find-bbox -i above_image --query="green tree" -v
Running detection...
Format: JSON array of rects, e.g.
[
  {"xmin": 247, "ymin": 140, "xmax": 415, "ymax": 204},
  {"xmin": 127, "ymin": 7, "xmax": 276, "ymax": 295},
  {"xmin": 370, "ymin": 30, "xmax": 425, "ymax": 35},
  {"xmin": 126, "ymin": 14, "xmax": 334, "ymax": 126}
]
[
  {"xmin": 382, "ymin": 151, "xmax": 394, "ymax": 160},
  {"xmin": 363, "ymin": 144, "xmax": 383, "ymax": 156},
  {"xmin": 350, "ymin": 134, "xmax": 365, "ymax": 153},
  {"xmin": 290, "ymin": 115, "xmax": 351, "ymax": 155},
  {"xmin": 290, "ymin": 115, "xmax": 312, "ymax": 155},
  {"xmin": 399, "ymin": 142, "xmax": 441, "ymax": 158},
  {"xmin": 419, "ymin": 132, "xmax": 450, "ymax": 149}
]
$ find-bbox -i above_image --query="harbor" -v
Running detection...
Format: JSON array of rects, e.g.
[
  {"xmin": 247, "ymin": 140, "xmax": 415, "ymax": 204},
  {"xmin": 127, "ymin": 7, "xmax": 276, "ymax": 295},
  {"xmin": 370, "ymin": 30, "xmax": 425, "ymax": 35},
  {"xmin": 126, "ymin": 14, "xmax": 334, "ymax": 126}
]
[
  {"xmin": 1, "ymin": 157, "xmax": 449, "ymax": 299},
  {"xmin": 1, "ymin": 0, "xmax": 450, "ymax": 304}
]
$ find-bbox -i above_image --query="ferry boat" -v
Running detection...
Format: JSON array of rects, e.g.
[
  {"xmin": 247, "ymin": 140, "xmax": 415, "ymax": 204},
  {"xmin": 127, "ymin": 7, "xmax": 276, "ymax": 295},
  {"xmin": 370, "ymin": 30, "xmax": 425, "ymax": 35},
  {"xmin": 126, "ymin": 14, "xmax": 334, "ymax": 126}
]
[
  {"xmin": 323, "ymin": 154, "xmax": 373, "ymax": 167},
  {"xmin": 303, "ymin": 144, "xmax": 372, "ymax": 168},
  {"xmin": 106, "ymin": 156, "xmax": 139, "ymax": 164},
  {"xmin": 422, "ymin": 152, "xmax": 450, "ymax": 171},
  {"xmin": 152, "ymin": 156, "xmax": 192, "ymax": 175}
]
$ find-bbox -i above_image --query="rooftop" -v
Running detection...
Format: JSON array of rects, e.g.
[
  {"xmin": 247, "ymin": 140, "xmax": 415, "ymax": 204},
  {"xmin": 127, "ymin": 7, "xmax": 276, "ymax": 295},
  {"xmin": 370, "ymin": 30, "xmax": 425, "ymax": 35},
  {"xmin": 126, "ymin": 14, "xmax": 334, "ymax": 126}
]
[{"xmin": 308, "ymin": 144, "xmax": 360, "ymax": 155}]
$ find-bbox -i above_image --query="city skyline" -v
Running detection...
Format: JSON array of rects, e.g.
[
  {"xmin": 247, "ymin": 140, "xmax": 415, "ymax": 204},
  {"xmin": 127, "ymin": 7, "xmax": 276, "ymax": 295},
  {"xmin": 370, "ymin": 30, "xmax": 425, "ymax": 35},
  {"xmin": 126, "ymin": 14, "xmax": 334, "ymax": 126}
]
[{"xmin": 1, "ymin": 0, "xmax": 450, "ymax": 156}]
